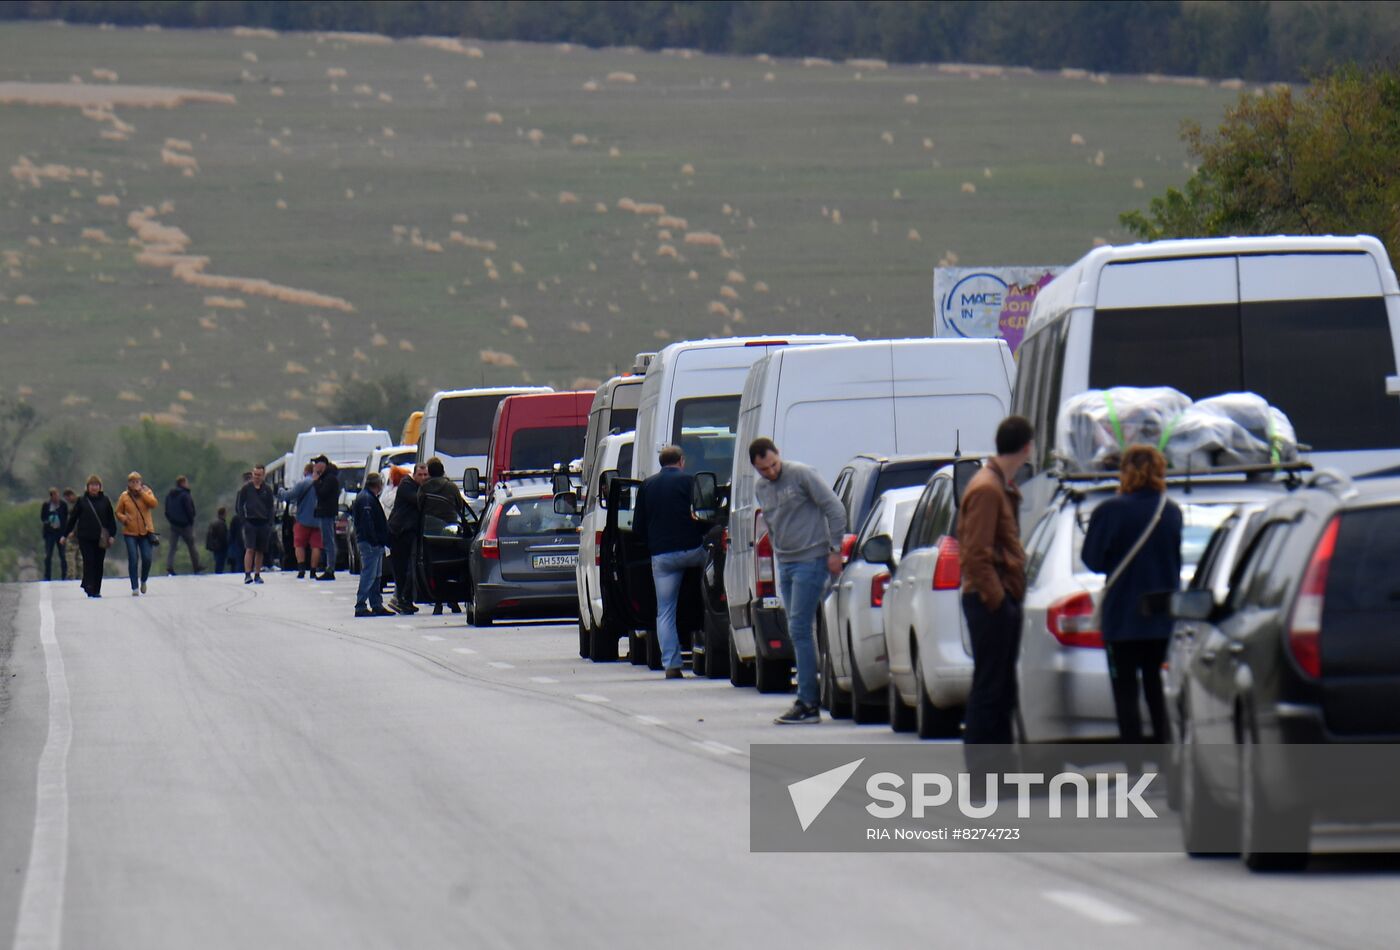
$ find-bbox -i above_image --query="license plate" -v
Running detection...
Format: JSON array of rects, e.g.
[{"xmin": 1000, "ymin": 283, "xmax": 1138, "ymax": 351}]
[
  {"xmin": 761, "ymin": 597, "xmax": 781, "ymax": 609},
  {"xmin": 533, "ymin": 554, "xmax": 577, "ymax": 569}
]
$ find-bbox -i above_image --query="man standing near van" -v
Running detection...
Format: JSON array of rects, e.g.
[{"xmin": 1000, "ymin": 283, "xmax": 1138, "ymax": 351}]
[
  {"xmin": 279, "ymin": 462, "xmax": 322, "ymax": 578},
  {"xmin": 312, "ymin": 456, "xmax": 341, "ymax": 581},
  {"xmin": 351, "ymin": 472, "xmax": 394, "ymax": 618},
  {"xmin": 957, "ymin": 416, "xmax": 1033, "ymax": 773},
  {"xmin": 633, "ymin": 445, "xmax": 707, "ymax": 679},
  {"xmin": 236, "ymin": 464, "xmax": 277, "ymax": 585},
  {"xmin": 749, "ymin": 438, "xmax": 846, "ymax": 724}
]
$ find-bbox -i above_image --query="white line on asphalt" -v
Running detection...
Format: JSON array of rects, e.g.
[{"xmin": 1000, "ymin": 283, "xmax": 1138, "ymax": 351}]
[
  {"xmin": 488, "ymin": 661, "xmax": 515, "ymax": 669},
  {"xmin": 395, "ymin": 624, "xmax": 413, "ymax": 630},
  {"xmin": 575, "ymin": 693, "xmax": 610, "ymax": 704},
  {"xmin": 529, "ymin": 676, "xmax": 558, "ymax": 684},
  {"xmin": 14, "ymin": 585, "xmax": 72, "ymax": 950},
  {"xmin": 693, "ymin": 739, "xmax": 743, "ymax": 756},
  {"xmin": 422, "ymin": 635, "xmax": 445, "ymax": 642},
  {"xmin": 1042, "ymin": 890, "xmax": 1141, "ymax": 926},
  {"xmin": 634, "ymin": 715, "xmax": 666, "ymax": 726},
  {"xmin": 451, "ymin": 647, "xmax": 477, "ymax": 655}
]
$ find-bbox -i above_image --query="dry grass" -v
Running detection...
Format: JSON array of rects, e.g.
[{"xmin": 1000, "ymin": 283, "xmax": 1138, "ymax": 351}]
[
  {"xmin": 1071, "ymin": 132, "xmax": 1086, "ymax": 145},
  {"xmin": 484, "ymin": 111, "xmax": 503, "ymax": 125},
  {"xmin": 847, "ymin": 58, "xmax": 889, "ymax": 71},
  {"xmin": 231, "ymin": 27, "xmax": 278, "ymax": 38},
  {"xmin": 419, "ymin": 37, "xmax": 484, "ymax": 58},
  {"xmin": 960, "ymin": 182, "xmax": 977, "ymax": 193},
  {"xmin": 684, "ymin": 231, "xmax": 724, "ymax": 248},
  {"xmin": 80, "ymin": 227, "xmax": 110, "ymax": 243},
  {"xmin": 607, "ymin": 72, "xmax": 638, "ymax": 84},
  {"xmin": 568, "ymin": 320, "xmax": 592, "ymax": 333},
  {"xmin": 657, "ymin": 244, "xmax": 678, "ymax": 259},
  {"xmin": 509, "ymin": 314, "xmax": 529, "ymax": 329},
  {"xmin": 14, "ymin": 294, "xmax": 37, "ymax": 306},
  {"xmin": 753, "ymin": 281, "xmax": 769, "ymax": 293},
  {"xmin": 449, "ymin": 232, "xmax": 496, "ymax": 251},
  {"xmin": 719, "ymin": 285, "xmax": 739, "ymax": 301},
  {"xmin": 0, "ymin": 80, "xmax": 236, "ymax": 109},
  {"xmin": 558, "ymin": 191, "xmax": 579, "ymax": 204},
  {"xmin": 479, "ymin": 348, "xmax": 518, "ymax": 367},
  {"xmin": 907, "ymin": 228, "xmax": 921, "ymax": 242}
]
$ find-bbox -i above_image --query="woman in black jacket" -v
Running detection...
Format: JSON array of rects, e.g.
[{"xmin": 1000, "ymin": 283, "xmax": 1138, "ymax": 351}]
[
  {"xmin": 1081, "ymin": 445, "xmax": 1183, "ymax": 744},
  {"xmin": 64, "ymin": 474, "xmax": 118, "ymax": 598}
]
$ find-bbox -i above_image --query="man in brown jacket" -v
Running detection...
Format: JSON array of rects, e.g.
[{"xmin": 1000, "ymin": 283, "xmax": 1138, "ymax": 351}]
[{"xmin": 957, "ymin": 416, "xmax": 1034, "ymax": 759}]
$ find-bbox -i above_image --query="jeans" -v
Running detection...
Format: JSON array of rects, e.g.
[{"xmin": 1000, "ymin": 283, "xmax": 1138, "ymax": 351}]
[
  {"xmin": 1105, "ymin": 638, "xmax": 1170, "ymax": 743},
  {"xmin": 651, "ymin": 546, "xmax": 706, "ymax": 670},
  {"xmin": 320, "ymin": 517, "xmax": 338, "ymax": 573},
  {"xmin": 166, "ymin": 523, "xmax": 202, "ymax": 573},
  {"xmin": 778, "ymin": 557, "xmax": 830, "ymax": 706},
  {"xmin": 124, "ymin": 534, "xmax": 154, "ymax": 590},
  {"xmin": 44, "ymin": 534, "xmax": 67, "ymax": 581},
  {"xmin": 211, "ymin": 547, "xmax": 230, "ymax": 574},
  {"xmin": 356, "ymin": 542, "xmax": 384, "ymax": 610}
]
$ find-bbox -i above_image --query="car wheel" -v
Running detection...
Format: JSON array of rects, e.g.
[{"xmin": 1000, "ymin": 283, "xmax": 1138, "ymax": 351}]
[
  {"xmin": 849, "ymin": 630, "xmax": 885, "ymax": 724},
  {"xmin": 645, "ymin": 631, "xmax": 663, "ymax": 671},
  {"xmin": 627, "ymin": 631, "xmax": 647, "ymax": 665},
  {"xmin": 691, "ymin": 625, "xmax": 708, "ymax": 676},
  {"xmin": 590, "ymin": 623, "xmax": 620, "ymax": 663},
  {"xmin": 888, "ymin": 678, "xmax": 915, "ymax": 733},
  {"xmin": 820, "ymin": 619, "xmax": 852, "ymax": 719},
  {"xmin": 914, "ymin": 646, "xmax": 961, "ymax": 739},
  {"xmin": 1240, "ymin": 737, "xmax": 1310, "ymax": 871},
  {"xmin": 348, "ymin": 543, "xmax": 360, "ymax": 575},
  {"xmin": 754, "ymin": 656, "xmax": 791, "ymax": 694},
  {"xmin": 578, "ymin": 619, "xmax": 590, "ymax": 659},
  {"xmin": 728, "ymin": 630, "xmax": 755, "ymax": 688},
  {"xmin": 1180, "ymin": 710, "xmax": 1239, "ymax": 857},
  {"xmin": 703, "ymin": 609, "xmax": 730, "ymax": 680},
  {"xmin": 468, "ymin": 600, "xmax": 493, "ymax": 627}
]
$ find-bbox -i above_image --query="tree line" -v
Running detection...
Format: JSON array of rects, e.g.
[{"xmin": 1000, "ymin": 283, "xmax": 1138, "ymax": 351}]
[{"xmin": 2, "ymin": 0, "xmax": 1398, "ymax": 82}]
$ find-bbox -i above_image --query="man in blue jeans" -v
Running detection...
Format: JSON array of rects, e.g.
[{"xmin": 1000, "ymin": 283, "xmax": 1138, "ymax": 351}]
[
  {"xmin": 351, "ymin": 471, "xmax": 394, "ymax": 618},
  {"xmin": 750, "ymin": 438, "xmax": 846, "ymax": 724},
  {"xmin": 633, "ymin": 445, "xmax": 708, "ymax": 679}
]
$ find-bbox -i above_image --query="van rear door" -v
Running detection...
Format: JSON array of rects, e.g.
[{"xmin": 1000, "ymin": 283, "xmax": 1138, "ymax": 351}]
[{"xmin": 891, "ymin": 341, "xmax": 1012, "ymax": 455}]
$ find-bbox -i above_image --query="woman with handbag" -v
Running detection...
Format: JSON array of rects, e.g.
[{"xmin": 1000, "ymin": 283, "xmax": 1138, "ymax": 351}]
[
  {"xmin": 63, "ymin": 475, "xmax": 118, "ymax": 598},
  {"xmin": 115, "ymin": 471, "xmax": 160, "ymax": 596},
  {"xmin": 1081, "ymin": 444, "xmax": 1183, "ymax": 743}
]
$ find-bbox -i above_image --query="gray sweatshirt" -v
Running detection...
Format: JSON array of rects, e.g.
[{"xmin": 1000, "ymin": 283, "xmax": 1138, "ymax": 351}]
[{"xmin": 754, "ymin": 460, "xmax": 846, "ymax": 563}]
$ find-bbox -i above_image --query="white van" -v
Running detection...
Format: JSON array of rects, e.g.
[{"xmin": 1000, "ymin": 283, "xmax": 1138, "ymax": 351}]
[
  {"xmin": 290, "ymin": 426, "xmax": 393, "ymax": 480},
  {"xmin": 419, "ymin": 387, "xmax": 551, "ymax": 482},
  {"xmin": 724, "ymin": 339, "xmax": 1016, "ymax": 690},
  {"xmin": 579, "ymin": 362, "xmax": 649, "ymax": 494},
  {"xmin": 1013, "ymin": 235, "xmax": 1400, "ymax": 527},
  {"xmin": 574, "ymin": 431, "xmax": 635, "ymax": 660},
  {"xmin": 631, "ymin": 335, "xmax": 856, "ymax": 482}
]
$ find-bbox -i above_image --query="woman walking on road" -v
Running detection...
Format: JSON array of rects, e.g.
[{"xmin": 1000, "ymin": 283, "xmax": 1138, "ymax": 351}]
[
  {"xmin": 1081, "ymin": 444, "xmax": 1183, "ymax": 745},
  {"xmin": 63, "ymin": 475, "xmax": 117, "ymax": 598},
  {"xmin": 116, "ymin": 471, "xmax": 159, "ymax": 596}
]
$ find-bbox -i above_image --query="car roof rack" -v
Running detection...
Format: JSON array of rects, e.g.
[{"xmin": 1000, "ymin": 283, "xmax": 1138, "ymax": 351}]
[
  {"xmin": 1058, "ymin": 460, "xmax": 1314, "ymax": 496},
  {"xmin": 1302, "ymin": 467, "xmax": 1357, "ymax": 499}
]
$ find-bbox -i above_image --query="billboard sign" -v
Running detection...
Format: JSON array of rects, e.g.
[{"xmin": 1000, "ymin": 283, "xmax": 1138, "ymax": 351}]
[{"xmin": 934, "ymin": 266, "xmax": 1064, "ymax": 355}]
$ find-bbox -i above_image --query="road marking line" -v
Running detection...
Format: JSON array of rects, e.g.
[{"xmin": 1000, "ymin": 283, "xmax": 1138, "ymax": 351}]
[
  {"xmin": 634, "ymin": 715, "xmax": 666, "ymax": 726},
  {"xmin": 575, "ymin": 693, "xmax": 610, "ymax": 704},
  {"xmin": 488, "ymin": 661, "xmax": 515, "ymax": 669},
  {"xmin": 451, "ymin": 647, "xmax": 476, "ymax": 655},
  {"xmin": 15, "ymin": 585, "xmax": 72, "ymax": 950},
  {"xmin": 529, "ymin": 676, "xmax": 558, "ymax": 684},
  {"xmin": 395, "ymin": 624, "xmax": 414, "ymax": 630},
  {"xmin": 421, "ymin": 635, "xmax": 445, "ymax": 642},
  {"xmin": 1042, "ymin": 890, "xmax": 1141, "ymax": 926},
  {"xmin": 693, "ymin": 739, "xmax": 743, "ymax": 756}
]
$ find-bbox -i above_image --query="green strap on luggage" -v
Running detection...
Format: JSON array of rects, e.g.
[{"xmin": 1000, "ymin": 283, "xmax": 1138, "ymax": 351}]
[{"xmin": 1104, "ymin": 391, "xmax": 1125, "ymax": 448}]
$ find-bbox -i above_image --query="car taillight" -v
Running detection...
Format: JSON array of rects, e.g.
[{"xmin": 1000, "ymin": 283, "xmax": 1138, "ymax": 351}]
[
  {"xmin": 1046, "ymin": 591, "xmax": 1103, "ymax": 648},
  {"xmin": 481, "ymin": 504, "xmax": 504, "ymax": 559},
  {"xmin": 1288, "ymin": 516, "xmax": 1338, "ymax": 679},
  {"xmin": 839, "ymin": 533, "xmax": 857, "ymax": 564},
  {"xmin": 932, "ymin": 536, "xmax": 961, "ymax": 590},
  {"xmin": 721, "ymin": 527, "xmax": 730, "ymax": 552},
  {"xmin": 755, "ymin": 512, "xmax": 775, "ymax": 598},
  {"xmin": 871, "ymin": 572, "xmax": 891, "ymax": 608},
  {"xmin": 594, "ymin": 530, "xmax": 603, "ymax": 566}
]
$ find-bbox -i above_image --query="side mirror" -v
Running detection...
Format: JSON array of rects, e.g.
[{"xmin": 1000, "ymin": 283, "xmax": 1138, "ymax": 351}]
[
  {"xmin": 554, "ymin": 492, "xmax": 581, "ymax": 516},
  {"xmin": 598, "ymin": 469, "xmax": 618, "ymax": 509},
  {"xmin": 552, "ymin": 472, "xmax": 573, "ymax": 495},
  {"xmin": 1170, "ymin": 589, "xmax": 1217, "ymax": 622},
  {"xmin": 462, "ymin": 468, "xmax": 482, "ymax": 498},
  {"xmin": 860, "ymin": 534, "xmax": 894, "ymax": 568},
  {"xmin": 953, "ymin": 458, "xmax": 981, "ymax": 504},
  {"xmin": 691, "ymin": 471, "xmax": 719, "ymax": 521}
]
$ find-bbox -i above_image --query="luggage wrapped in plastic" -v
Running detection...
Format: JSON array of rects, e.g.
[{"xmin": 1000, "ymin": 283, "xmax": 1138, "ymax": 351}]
[
  {"xmin": 1055, "ymin": 387, "xmax": 1191, "ymax": 472},
  {"xmin": 1190, "ymin": 393, "xmax": 1299, "ymax": 466}
]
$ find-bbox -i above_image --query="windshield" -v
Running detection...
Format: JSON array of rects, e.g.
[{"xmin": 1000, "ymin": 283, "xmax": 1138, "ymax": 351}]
[
  {"xmin": 338, "ymin": 465, "xmax": 366, "ymax": 492},
  {"xmin": 435, "ymin": 394, "xmax": 511, "ymax": 456},
  {"xmin": 1074, "ymin": 500, "xmax": 1236, "ymax": 581},
  {"xmin": 499, "ymin": 497, "xmax": 582, "ymax": 536},
  {"xmin": 673, "ymin": 396, "xmax": 740, "ymax": 479},
  {"xmin": 510, "ymin": 426, "xmax": 588, "ymax": 471},
  {"xmin": 892, "ymin": 498, "xmax": 920, "ymax": 548}
]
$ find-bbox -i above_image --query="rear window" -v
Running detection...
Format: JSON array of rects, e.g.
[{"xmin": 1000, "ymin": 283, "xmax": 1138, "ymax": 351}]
[
  {"xmin": 673, "ymin": 396, "xmax": 740, "ymax": 478},
  {"xmin": 1325, "ymin": 505, "xmax": 1400, "ymax": 616},
  {"xmin": 339, "ymin": 466, "xmax": 365, "ymax": 492},
  {"xmin": 1073, "ymin": 500, "xmax": 1235, "ymax": 581},
  {"xmin": 436, "ymin": 395, "xmax": 510, "ymax": 456},
  {"xmin": 616, "ymin": 443, "xmax": 634, "ymax": 478},
  {"xmin": 500, "ymin": 498, "xmax": 581, "ymax": 537},
  {"xmin": 873, "ymin": 465, "xmax": 939, "ymax": 499},
  {"xmin": 608, "ymin": 408, "xmax": 637, "ymax": 434},
  {"xmin": 509, "ymin": 426, "xmax": 587, "ymax": 471}
]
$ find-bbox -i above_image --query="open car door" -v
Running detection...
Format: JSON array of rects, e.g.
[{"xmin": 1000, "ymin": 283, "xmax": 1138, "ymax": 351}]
[
  {"xmin": 601, "ymin": 478, "xmax": 654, "ymax": 649},
  {"xmin": 416, "ymin": 489, "xmax": 479, "ymax": 605}
]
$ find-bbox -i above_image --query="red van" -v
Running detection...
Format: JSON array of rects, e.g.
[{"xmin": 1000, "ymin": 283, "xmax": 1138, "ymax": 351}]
[{"xmin": 484, "ymin": 391, "xmax": 593, "ymax": 487}]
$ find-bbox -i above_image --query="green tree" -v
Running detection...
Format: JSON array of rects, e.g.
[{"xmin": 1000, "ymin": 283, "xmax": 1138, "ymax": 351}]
[
  {"xmin": 325, "ymin": 373, "xmax": 425, "ymax": 437},
  {"xmin": 108, "ymin": 420, "xmax": 250, "ymax": 517},
  {"xmin": 0, "ymin": 398, "xmax": 40, "ymax": 498},
  {"xmin": 1121, "ymin": 64, "xmax": 1400, "ymax": 264},
  {"xmin": 32, "ymin": 422, "xmax": 93, "ymax": 497}
]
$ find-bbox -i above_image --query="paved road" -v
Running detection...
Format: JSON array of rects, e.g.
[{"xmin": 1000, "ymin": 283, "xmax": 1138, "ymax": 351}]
[{"xmin": 1, "ymin": 576, "xmax": 1396, "ymax": 949}]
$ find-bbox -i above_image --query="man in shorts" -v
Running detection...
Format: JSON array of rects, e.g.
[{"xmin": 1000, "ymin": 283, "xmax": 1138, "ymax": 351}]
[
  {"xmin": 279, "ymin": 462, "xmax": 324, "ymax": 578},
  {"xmin": 236, "ymin": 463, "xmax": 277, "ymax": 585}
]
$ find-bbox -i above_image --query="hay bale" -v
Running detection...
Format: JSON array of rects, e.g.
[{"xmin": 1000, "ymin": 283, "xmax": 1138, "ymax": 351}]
[
  {"xmin": 509, "ymin": 314, "xmax": 529, "ymax": 329},
  {"xmin": 680, "ymin": 163, "xmax": 695, "ymax": 176},
  {"xmin": 848, "ymin": 58, "xmax": 889, "ymax": 70},
  {"xmin": 907, "ymin": 228, "xmax": 921, "ymax": 242},
  {"xmin": 608, "ymin": 146, "xmax": 621, "ymax": 158},
  {"xmin": 118, "ymin": 390, "xmax": 141, "ymax": 401},
  {"xmin": 485, "ymin": 111, "xmax": 504, "ymax": 125},
  {"xmin": 688, "ymin": 270, "xmax": 699, "ymax": 281},
  {"xmin": 570, "ymin": 133, "xmax": 590, "ymax": 146},
  {"xmin": 1070, "ymin": 132, "xmax": 1086, "ymax": 146},
  {"xmin": 1133, "ymin": 178, "xmax": 1145, "ymax": 189},
  {"xmin": 451, "ymin": 212, "xmax": 469, "ymax": 224},
  {"xmin": 232, "ymin": 27, "xmax": 278, "ymax": 38},
  {"xmin": 633, "ymin": 202, "xmax": 666, "ymax": 216},
  {"xmin": 802, "ymin": 57, "xmax": 833, "ymax": 67},
  {"xmin": 960, "ymin": 182, "xmax": 977, "ymax": 194},
  {"xmin": 582, "ymin": 80, "xmax": 600, "ymax": 92},
  {"xmin": 904, "ymin": 93, "xmax": 919, "ymax": 105},
  {"xmin": 242, "ymin": 51, "xmax": 259, "ymax": 63},
  {"xmin": 616, "ymin": 197, "xmax": 638, "ymax": 212},
  {"xmin": 657, "ymin": 244, "xmax": 678, "ymax": 259},
  {"xmin": 326, "ymin": 67, "xmax": 348, "ymax": 79},
  {"xmin": 91, "ymin": 68, "xmax": 119, "ymax": 82},
  {"xmin": 419, "ymin": 37, "xmax": 484, "ymax": 57},
  {"xmin": 479, "ymin": 348, "xmax": 518, "ymax": 367},
  {"xmin": 526, "ymin": 128, "xmax": 544, "ymax": 145},
  {"xmin": 275, "ymin": 199, "xmax": 287, "ymax": 209},
  {"xmin": 377, "ymin": 92, "xmax": 392, "ymax": 103},
  {"xmin": 1092, "ymin": 236, "xmax": 1109, "ymax": 247},
  {"xmin": 399, "ymin": 339, "xmax": 416, "ymax": 352},
  {"xmin": 657, "ymin": 215, "xmax": 687, "ymax": 230},
  {"xmin": 81, "ymin": 227, "xmax": 110, "ymax": 243},
  {"xmin": 162, "ymin": 148, "xmax": 199, "ymax": 172},
  {"xmin": 270, "ymin": 87, "xmax": 285, "ymax": 97},
  {"xmin": 764, "ymin": 72, "xmax": 776, "ymax": 82},
  {"xmin": 1093, "ymin": 149, "xmax": 1105, "ymax": 167},
  {"xmin": 831, "ymin": 209, "xmax": 843, "ymax": 224},
  {"xmin": 607, "ymin": 72, "xmax": 638, "ymax": 84},
  {"xmin": 657, "ymin": 229, "xmax": 672, "ymax": 241},
  {"xmin": 719, "ymin": 285, "xmax": 739, "ymax": 301},
  {"xmin": 685, "ymin": 232, "xmax": 724, "ymax": 248},
  {"xmin": 1220, "ymin": 78, "xmax": 1245, "ymax": 90},
  {"xmin": 371, "ymin": 332, "xmax": 388, "ymax": 346},
  {"xmin": 568, "ymin": 321, "xmax": 592, "ymax": 333},
  {"xmin": 14, "ymin": 294, "xmax": 36, "ymax": 305},
  {"xmin": 558, "ymin": 191, "xmax": 579, "ymax": 205},
  {"xmin": 511, "ymin": 261, "xmax": 525, "ymax": 274},
  {"xmin": 594, "ymin": 202, "xmax": 608, "ymax": 213},
  {"xmin": 707, "ymin": 301, "xmax": 730, "ymax": 317},
  {"xmin": 424, "ymin": 240, "xmax": 443, "ymax": 253},
  {"xmin": 726, "ymin": 270, "xmax": 746, "ymax": 284},
  {"xmin": 753, "ymin": 281, "xmax": 769, "ymax": 293}
]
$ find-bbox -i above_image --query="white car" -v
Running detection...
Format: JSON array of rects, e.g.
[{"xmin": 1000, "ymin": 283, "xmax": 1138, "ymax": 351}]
[
  {"xmin": 575, "ymin": 432, "xmax": 634, "ymax": 660},
  {"xmin": 819, "ymin": 486, "xmax": 923, "ymax": 723},
  {"xmin": 883, "ymin": 461, "xmax": 983, "ymax": 739},
  {"xmin": 1017, "ymin": 475, "xmax": 1301, "ymax": 743}
]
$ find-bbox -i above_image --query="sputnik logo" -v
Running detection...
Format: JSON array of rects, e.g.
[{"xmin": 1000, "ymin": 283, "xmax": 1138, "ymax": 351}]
[{"xmin": 787, "ymin": 758, "xmax": 865, "ymax": 831}]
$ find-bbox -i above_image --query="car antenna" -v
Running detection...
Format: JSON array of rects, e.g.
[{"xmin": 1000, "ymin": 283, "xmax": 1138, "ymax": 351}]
[{"xmin": 954, "ymin": 429, "xmax": 961, "ymax": 459}]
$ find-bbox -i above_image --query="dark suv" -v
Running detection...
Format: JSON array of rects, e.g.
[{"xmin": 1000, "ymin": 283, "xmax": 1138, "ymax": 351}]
[{"xmin": 1171, "ymin": 472, "xmax": 1400, "ymax": 871}]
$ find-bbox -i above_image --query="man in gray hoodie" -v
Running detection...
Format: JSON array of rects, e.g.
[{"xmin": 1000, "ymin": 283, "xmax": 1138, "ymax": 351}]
[{"xmin": 749, "ymin": 437, "xmax": 845, "ymax": 724}]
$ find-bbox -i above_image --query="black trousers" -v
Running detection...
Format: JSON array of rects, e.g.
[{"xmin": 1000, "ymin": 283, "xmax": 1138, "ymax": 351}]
[
  {"xmin": 1105, "ymin": 638, "xmax": 1170, "ymax": 743},
  {"xmin": 389, "ymin": 533, "xmax": 416, "ymax": 604},
  {"xmin": 962, "ymin": 594, "xmax": 1023, "ymax": 745},
  {"xmin": 166, "ymin": 524, "xmax": 202, "ymax": 573},
  {"xmin": 44, "ymin": 534, "xmax": 68, "ymax": 581},
  {"xmin": 79, "ymin": 538, "xmax": 106, "ymax": 594}
]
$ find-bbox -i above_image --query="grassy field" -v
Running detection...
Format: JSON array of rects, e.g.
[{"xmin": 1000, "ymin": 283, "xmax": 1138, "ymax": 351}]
[{"xmin": 0, "ymin": 21, "xmax": 1247, "ymax": 456}]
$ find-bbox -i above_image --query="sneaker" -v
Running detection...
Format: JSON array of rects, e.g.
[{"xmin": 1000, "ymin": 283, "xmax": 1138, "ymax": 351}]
[
  {"xmin": 296, "ymin": 570, "xmax": 306, "ymax": 579},
  {"xmin": 140, "ymin": 582, "xmax": 147, "ymax": 594},
  {"xmin": 371, "ymin": 606, "xmax": 396, "ymax": 617},
  {"xmin": 132, "ymin": 589, "xmax": 140, "ymax": 597},
  {"xmin": 774, "ymin": 700, "xmax": 822, "ymax": 725},
  {"xmin": 397, "ymin": 605, "xmax": 418, "ymax": 615},
  {"xmin": 316, "ymin": 572, "xmax": 336, "ymax": 582},
  {"xmin": 354, "ymin": 607, "xmax": 372, "ymax": 618},
  {"xmin": 167, "ymin": 570, "xmax": 176, "ymax": 577},
  {"xmin": 244, "ymin": 574, "xmax": 253, "ymax": 585},
  {"xmin": 253, "ymin": 575, "xmax": 264, "ymax": 585},
  {"xmin": 665, "ymin": 668, "xmax": 684, "ymax": 680}
]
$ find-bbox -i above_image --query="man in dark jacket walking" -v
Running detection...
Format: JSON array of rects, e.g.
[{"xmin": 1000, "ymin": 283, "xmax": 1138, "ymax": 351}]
[
  {"xmin": 634, "ymin": 445, "xmax": 709, "ymax": 679},
  {"xmin": 351, "ymin": 472, "xmax": 394, "ymax": 617},
  {"xmin": 41, "ymin": 486, "xmax": 69, "ymax": 581},
  {"xmin": 387, "ymin": 462, "xmax": 427, "ymax": 614},
  {"xmin": 164, "ymin": 475, "xmax": 203, "ymax": 575},
  {"xmin": 312, "ymin": 456, "xmax": 342, "ymax": 581}
]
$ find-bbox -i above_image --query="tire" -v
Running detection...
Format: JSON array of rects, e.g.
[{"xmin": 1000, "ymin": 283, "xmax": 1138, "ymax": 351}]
[
  {"xmin": 348, "ymin": 543, "xmax": 360, "ymax": 576},
  {"xmin": 628, "ymin": 631, "xmax": 647, "ymax": 665},
  {"xmin": 754, "ymin": 655, "xmax": 791, "ymax": 694},
  {"xmin": 645, "ymin": 630, "xmax": 663, "ymax": 671},
  {"xmin": 888, "ymin": 678, "xmax": 915, "ymax": 733},
  {"xmin": 1240, "ymin": 738, "xmax": 1310, "ymax": 871},
  {"xmin": 728, "ymin": 630, "xmax": 755, "ymax": 688},
  {"xmin": 590, "ymin": 623, "xmax": 620, "ymax": 662},
  {"xmin": 578, "ymin": 619, "xmax": 590, "ymax": 660},
  {"xmin": 703, "ymin": 609, "xmax": 730, "ymax": 680},
  {"xmin": 1180, "ymin": 712, "xmax": 1239, "ymax": 857},
  {"xmin": 691, "ymin": 622, "xmax": 708, "ymax": 676},
  {"xmin": 914, "ymin": 647, "xmax": 962, "ymax": 739},
  {"xmin": 468, "ymin": 600, "xmax": 493, "ymax": 627},
  {"xmin": 820, "ymin": 621, "xmax": 852, "ymax": 719},
  {"xmin": 849, "ymin": 630, "xmax": 885, "ymax": 724}
]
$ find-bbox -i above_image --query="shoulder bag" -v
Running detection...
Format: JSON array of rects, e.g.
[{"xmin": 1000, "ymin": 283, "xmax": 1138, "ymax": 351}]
[
  {"xmin": 88, "ymin": 497, "xmax": 115, "ymax": 549},
  {"xmin": 1091, "ymin": 491, "xmax": 1168, "ymax": 630}
]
